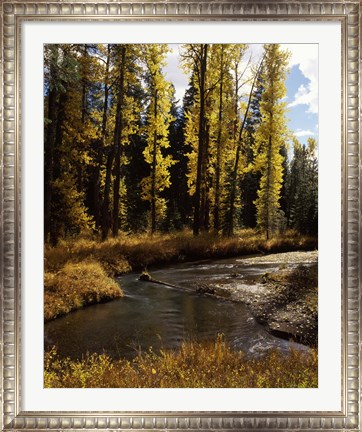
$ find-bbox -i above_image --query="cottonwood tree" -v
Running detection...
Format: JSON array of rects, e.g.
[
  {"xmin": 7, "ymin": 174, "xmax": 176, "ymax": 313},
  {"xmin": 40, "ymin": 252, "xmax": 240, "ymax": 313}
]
[
  {"xmin": 100, "ymin": 44, "xmax": 141, "ymax": 239},
  {"xmin": 181, "ymin": 44, "xmax": 210, "ymax": 235},
  {"xmin": 44, "ymin": 43, "xmax": 317, "ymax": 245},
  {"xmin": 87, "ymin": 43, "xmax": 111, "ymax": 230},
  {"xmin": 182, "ymin": 44, "xmax": 247, "ymax": 234},
  {"xmin": 140, "ymin": 44, "xmax": 176, "ymax": 234},
  {"xmin": 208, "ymin": 44, "xmax": 236, "ymax": 232},
  {"xmin": 238, "ymin": 76, "xmax": 264, "ymax": 229},
  {"xmin": 252, "ymin": 44, "xmax": 290, "ymax": 239},
  {"xmin": 44, "ymin": 44, "xmax": 95, "ymax": 245},
  {"xmin": 223, "ymin": 47, "xmax": 264, "ymax": 236}
]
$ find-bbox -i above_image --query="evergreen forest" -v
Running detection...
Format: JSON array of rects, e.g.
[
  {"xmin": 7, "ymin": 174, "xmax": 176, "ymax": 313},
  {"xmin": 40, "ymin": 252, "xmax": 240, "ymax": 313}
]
[
  {"xmin": 44, "ymin": 43, "xmax": 319, "ymax": 388},
  {"xmin": 44, "ymin": 43, "xmax": 318, "ymax": 244}
]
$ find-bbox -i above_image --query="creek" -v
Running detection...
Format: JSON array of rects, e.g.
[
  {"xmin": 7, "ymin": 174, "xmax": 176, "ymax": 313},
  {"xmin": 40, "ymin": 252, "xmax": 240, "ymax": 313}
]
[{"xmin": 44, "ymin": 255, "xmax": 309, "ymax": 359}]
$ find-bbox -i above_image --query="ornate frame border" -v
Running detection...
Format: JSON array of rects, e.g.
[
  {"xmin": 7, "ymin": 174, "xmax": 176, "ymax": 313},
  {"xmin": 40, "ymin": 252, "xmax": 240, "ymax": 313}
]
[{"xmin": 1, "ymin": 1, "xmax": 360, "ymax": 430}]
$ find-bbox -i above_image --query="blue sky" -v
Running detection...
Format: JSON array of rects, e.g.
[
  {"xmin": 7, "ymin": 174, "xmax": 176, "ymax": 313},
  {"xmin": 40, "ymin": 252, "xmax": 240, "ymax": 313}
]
[
  {"xmin": 286, "ymin": 65, "xmax": 318, "ymax": 145},
  {"xmin": 164, "ymin": 44, "xmax": 318, "ymax": 149}
]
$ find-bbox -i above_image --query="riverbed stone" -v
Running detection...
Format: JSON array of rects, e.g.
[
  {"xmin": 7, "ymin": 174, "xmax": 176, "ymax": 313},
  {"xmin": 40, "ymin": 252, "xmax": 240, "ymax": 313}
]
[{"xmin": 189, "ymin": 251, "xmax": 318, "ymax": 347}]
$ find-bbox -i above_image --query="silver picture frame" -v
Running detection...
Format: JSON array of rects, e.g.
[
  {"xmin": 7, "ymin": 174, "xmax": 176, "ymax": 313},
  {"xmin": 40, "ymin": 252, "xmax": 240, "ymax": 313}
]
[{"xmin": 1, "ymin": 0, "xmax": 360, "ymax": 430}]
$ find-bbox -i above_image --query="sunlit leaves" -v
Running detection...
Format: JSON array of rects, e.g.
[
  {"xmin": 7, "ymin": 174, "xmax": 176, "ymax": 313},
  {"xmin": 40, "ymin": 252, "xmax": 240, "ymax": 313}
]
[
  {"xmin": 140, "ymin": 44, "xmax": 176, "ymax": 230},
  {"xmin": 252, "ymin": 44, "xmax": 291, "ymax": 238},
  {"xmin": 44, "ymin": 43, "xmax": 316, "ymax": 241}
]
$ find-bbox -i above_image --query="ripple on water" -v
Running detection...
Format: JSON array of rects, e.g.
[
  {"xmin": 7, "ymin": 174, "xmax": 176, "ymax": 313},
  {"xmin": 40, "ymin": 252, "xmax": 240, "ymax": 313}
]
[{"xmin": 44, "ymin": 255, "xmax": 311, "ymax": 360}]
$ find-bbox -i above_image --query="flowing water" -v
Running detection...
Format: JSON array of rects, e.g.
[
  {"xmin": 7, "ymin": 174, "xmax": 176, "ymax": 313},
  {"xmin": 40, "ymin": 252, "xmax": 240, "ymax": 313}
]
[{"xmin": 44, "ymin": 256, "xmax": 308, "ymax": 359}]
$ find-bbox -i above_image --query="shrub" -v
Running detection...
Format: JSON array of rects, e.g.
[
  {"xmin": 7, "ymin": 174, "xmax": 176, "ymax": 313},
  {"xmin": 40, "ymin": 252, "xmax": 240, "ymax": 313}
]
[
  {"xmin": 45, "ymin": 229, "xmax": 317, "ymax": 274},
  {"xmin": 44, "ymin": 261, "xmax": 123, "ymax": 321},
  {"xmin": 44, "ymin": 337, "xmax": 318, "ymax": 388}
]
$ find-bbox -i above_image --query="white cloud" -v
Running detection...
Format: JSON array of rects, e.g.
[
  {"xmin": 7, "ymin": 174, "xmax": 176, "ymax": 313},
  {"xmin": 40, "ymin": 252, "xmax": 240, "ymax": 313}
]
[
  {"xmin": 294, "ymin": 128, "xmax": 315, "ymax": 137},
  {"xmin": 164, "ymin": 45, "xmax": 188, "ymax": 103},
  {"xmin": 241, "ymin": 44, "xmax": 318, "ymax": 113},
  {"xmin": 284, "ymin": 44, "xmax": 318, "ymax": 114},
  {"xmin": 163, "ymin": 43, "xmax": 318, "ymax": 111},
  {"xmin": 239, "ymin": 44, "xmax": 263, "ymax": 98}
]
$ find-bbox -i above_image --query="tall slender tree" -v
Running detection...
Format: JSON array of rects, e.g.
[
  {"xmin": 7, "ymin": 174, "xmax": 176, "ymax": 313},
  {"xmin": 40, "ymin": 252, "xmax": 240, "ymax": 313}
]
[
  {"xmin": 181, "ymin": 44, "xmax": 210, "ymax": 235},
  {"xmin": 162, "ymin": 95, "xmax": 191, "ymax": 230},
  {"xmin": 44, "ymin": 45, "xmax": 60, "ymax": 243},
  {"xmin": 141, "ymin": 44, "xmax": 175, "ymax": 233},
  {"xmin": 88, "ymin": 43, "xmax": 111, "ymax": 230},
  {"xmin": 44, "ymin": 43, "xmax": 317, "ymax": 245},
  {"xmin": 287, "ymin": 137, "xmax": 318, "ymax": 235},
  {"xmin": 224, "ymin": 50, "xmax": 264, "ymax": 236},
  {"xmin": 252, "ymin": 44, "xmax": 290, "ymax": 239},
  {"xmin": 100, "ymin": 45, "xmax": 140, "ymax": 239},
  {"xmin": 44, "ymin": 44, "xmax": 95, "ymax": 244},
  {"xmin": 201, "ymin": 44, "xmax": 242, "ymax": 233},
  {"xmin": 239, "ymin": 76, "xmax": 264, "ymax": 229}
]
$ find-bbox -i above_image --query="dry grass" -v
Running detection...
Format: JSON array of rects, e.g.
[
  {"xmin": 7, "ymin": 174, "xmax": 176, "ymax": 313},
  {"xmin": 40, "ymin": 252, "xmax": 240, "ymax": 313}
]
[
  {"xmin": 44, "ymin": 261, "xmax": 123, "ymax": 321},
  {"xmin": 44, "ymin": 230, "xmax": 316, "ymax": 321},
  {"xmin": 45, "ymin": 229, "xmax": 317, "ymax": 273},
  {"xmin": 44, "ymin": 238, "xmax": 132, "ymax": 276},
  {"xmin": 44, "ymin": 336, "xmax": 318, "ymax": 388}
]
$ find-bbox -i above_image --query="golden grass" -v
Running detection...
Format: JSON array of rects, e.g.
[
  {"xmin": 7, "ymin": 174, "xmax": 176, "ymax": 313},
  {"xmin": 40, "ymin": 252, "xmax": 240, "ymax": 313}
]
[
  {"xmin": 44, "ymin": 336, "xmax": 318, "ymax": 388},
  {"xmin": 44, "ymin": 229, "xmax": 317, "ymax": 321},
  {"xmin": 44, "ymin": 261, "xmax": 123, "ymax": 321},
  {"xmin": 45, "ymin": 229, "xmax": 317, "ymax": 273},
  {"xmin": 44, "ymin": 238, "xmax": 132, "ymax": 275}
]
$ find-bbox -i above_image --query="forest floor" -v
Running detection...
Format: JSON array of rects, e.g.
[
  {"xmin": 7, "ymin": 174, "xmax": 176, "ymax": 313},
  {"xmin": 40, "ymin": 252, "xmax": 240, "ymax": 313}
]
[
  {"xmin": 189, "ymin": 251, "xmax": 318, "ymax": 347},
  {"xmin": 44, "ymin": 229, "xmax": 317, "ymax": 321}
]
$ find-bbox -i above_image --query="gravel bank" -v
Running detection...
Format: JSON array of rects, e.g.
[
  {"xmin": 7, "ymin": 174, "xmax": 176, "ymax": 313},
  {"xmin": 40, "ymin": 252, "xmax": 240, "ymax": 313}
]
[{"xmin": 194, "ymin": 251, "xmax": 318, "ymax": 347}]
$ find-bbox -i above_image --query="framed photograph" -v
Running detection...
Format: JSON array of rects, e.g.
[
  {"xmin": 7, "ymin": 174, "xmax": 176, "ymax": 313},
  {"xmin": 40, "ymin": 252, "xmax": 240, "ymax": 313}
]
[{"xmin": 1, "ymin": 1, "xmax": 360, "ymax": 430}]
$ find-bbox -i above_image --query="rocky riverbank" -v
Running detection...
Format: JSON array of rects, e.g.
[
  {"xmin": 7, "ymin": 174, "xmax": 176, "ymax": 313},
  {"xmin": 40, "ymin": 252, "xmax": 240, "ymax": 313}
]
[
  {"xmin": 45, "ymin": 231, "xmax": 317, "ymax": 322},
  {"xmin": 193, "ymin": 251, "xmax": 318, "ymax": 347}
]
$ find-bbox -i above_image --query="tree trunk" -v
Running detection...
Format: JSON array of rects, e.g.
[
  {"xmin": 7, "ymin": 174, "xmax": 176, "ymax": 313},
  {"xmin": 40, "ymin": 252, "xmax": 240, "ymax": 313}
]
[
  {"xmin": 265, "ymin": 133, "xmax": 272, "ymax": 240},
  {"xmin": 214, "ymin": 49, "xmax": 224, "ymax": 232},
  {"xmin": 92, "ymin": 46, "xmax": 111, "ymax": 229},
  {"xmin": 151, "ymin": 89, "xmax": 158, "ymax": 234},
  {"xmin": 226, "ymin": 55, "xmax": 264, "ymax": 236},
  {"xmin": 193, "ymin": 44, "xmax": 208, "ymax": 236},
  {"xmin": 44, "ymin": 54, "xmax": 58, "ymax": 243},
  {"xmin": 200, "ymin": 121, "xmax": 210, "ymax": 231},
  {"xmin": 101, "ymin": 150, "xmax": 114, "ymax": 241},
  {"xmin": 101, "ymin": 45, "xmax": 116, "ymax": 241},
  {"xmin": 77, "ymin": 44, "xmax": 88, "ymax": 194},
  {"xmin": 49, "ymin": 86, "xmax": 67, "ymax": 246},
  {"xmin": 112, "ymin": 46, "xmax": 127, "ymax": 237}
]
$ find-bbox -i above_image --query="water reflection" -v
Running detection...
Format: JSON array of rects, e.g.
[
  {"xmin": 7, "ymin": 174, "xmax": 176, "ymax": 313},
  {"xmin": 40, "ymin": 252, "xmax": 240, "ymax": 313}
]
[{"xmin": 44, "ymin": 257, "xmax": 307, "ymax": 360}]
